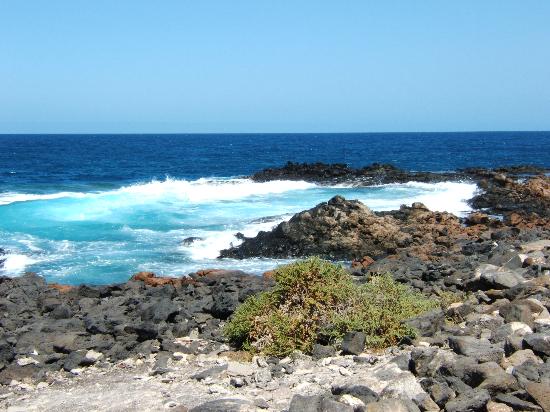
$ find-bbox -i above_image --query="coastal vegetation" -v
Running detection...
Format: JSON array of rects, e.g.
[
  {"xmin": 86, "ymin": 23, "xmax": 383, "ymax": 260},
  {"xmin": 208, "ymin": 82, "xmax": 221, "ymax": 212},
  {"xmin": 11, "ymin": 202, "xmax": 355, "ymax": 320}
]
[{"xmin": 223, "ymin": 257, "xmax": 438, "ymax": 356}]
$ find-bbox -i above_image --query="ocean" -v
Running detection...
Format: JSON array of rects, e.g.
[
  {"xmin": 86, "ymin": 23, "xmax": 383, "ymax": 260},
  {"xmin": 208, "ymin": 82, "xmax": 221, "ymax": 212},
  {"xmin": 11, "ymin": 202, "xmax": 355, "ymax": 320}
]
[{"xmin": 1, "ymin": 132, "xmax": 549, "ymax": 285}]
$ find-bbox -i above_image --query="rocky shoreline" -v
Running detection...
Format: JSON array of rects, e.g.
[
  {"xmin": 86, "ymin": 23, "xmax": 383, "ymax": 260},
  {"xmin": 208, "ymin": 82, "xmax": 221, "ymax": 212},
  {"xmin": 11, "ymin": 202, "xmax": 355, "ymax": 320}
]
[{"xmin": 1, "ymin": 163, "xmax": 549, "ymax": 411}]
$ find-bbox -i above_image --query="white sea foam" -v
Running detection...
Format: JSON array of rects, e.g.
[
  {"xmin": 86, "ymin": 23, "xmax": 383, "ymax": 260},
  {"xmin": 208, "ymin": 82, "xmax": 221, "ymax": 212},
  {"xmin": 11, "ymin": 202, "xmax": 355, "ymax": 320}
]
[
  {"xmin": 183, "ymin": 216, "xmax": 289, "ymax": 260},
  {"xmin": 354, "ymin": 181, "xmax": 477, "ymax": 216},
  {"xmin": 0, "ymin": 253, "xmax": 37, "ymax": 275},
  {"xmin": 110, "ymin": 178, "xmax": 317, "ymax": 203},
  {"xmin": 0, "ymin": 178, "xmax": 317, "ymax": 206},
  {"xmin": 0, "ymin": 191, "xmax": 87, "ymax": 205}
]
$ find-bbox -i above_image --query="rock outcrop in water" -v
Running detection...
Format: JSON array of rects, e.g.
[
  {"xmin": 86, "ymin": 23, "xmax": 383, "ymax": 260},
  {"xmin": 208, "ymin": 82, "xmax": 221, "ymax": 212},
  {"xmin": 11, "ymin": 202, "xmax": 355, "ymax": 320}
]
[
  {"xmin": 470, "ymin": 173, "xmax": 550, "ymax": 218},
  {"xmin": 219, "ymin": 196, "xmax": 482, "ymax": 261},
  {"xmin": 251, "ymin": 161, "xmax": 549, "ymax": 186},
  {"xmin": 251, "ymin": 161, "xmax": 460, "ymax": 185}
]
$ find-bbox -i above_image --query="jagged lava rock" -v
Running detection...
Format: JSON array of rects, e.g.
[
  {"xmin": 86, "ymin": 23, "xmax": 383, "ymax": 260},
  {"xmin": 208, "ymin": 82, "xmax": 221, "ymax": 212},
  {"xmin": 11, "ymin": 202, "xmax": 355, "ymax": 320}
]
[{"xmin": 220, "ymin": 197, "xmax": 476, "ymax": 260}]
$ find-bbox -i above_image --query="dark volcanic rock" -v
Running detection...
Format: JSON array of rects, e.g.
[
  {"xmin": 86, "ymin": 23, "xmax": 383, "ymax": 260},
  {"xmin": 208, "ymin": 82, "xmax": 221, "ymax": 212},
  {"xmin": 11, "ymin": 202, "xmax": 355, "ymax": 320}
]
[
  {"xmin": 181, "ymin": 237, "xmax": 203, "ymax": 246},
  {"xmin": 444, "ymin": 388, "xmax": 490, "ymax": 412},
  {"xmin": 341, "ymin": 332, "xmax": 366, "ymax": 355},
  {"xmin": 0, "ymin": 270, "xmax": 272, "ymax": 383},
  {"xmin": 251, "ymin": 161, "xmax": 460, "ymax": 185},
  {"xmin": 469, "ymin": 173, "xmax": 550, "ymax": 219},
  {"xmin": 448, "ymin": 336, "xmax": 504, "ymax": 363},
  {"xmin": 220, "ymin": 196, "xmax": 479, "ymax": 260}
]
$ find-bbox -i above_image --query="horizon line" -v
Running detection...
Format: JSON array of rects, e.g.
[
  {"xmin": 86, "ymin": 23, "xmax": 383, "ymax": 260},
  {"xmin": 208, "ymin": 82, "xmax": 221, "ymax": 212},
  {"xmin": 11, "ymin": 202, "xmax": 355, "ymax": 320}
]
[{"xmin": 1, "ymin": 130, "xmax": 550, "ymax": 136}]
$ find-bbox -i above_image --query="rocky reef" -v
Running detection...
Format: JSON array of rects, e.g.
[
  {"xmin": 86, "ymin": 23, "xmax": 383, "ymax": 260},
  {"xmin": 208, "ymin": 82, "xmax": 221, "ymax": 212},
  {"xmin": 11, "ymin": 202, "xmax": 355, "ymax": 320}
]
[
  {"xmin": 250, "ymin": 161, "xmax": 549, "ymax": 187},
  {"xmin": 220, "ymin": 197, "xmax": 487, "ymax": 261},
  {"xmin": 470, "ymin": 173, "xmax": 550, "ymax": 218},
  {"xmin": 251, "ymin": 162, "xmax": 460, "ymax": 185}
]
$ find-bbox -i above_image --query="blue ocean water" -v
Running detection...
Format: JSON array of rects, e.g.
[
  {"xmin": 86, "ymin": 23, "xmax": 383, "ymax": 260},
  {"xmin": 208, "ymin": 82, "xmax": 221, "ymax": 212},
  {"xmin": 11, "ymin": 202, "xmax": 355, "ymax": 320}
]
[{"xmin": 0, "ymin": 132, "xmax": 549, "ymax": 284}]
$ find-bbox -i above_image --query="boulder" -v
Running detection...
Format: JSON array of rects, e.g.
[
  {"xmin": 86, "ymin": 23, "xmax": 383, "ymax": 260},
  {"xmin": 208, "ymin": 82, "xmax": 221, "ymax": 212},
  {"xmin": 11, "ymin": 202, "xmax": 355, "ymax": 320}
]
[
  {"xmin": 524, "ymin": 333, "xmax": 550, "ymax": 357},
  {"xmin": 331, "ymin": 383, "xmax": 378, "ymax": 404},
  {"xmin": 404, "ymin": 309, "xmax": 445, "ymax": 337},
  {"xmin": 448, "ymin": 336, "xmax": 504, "ymax": 363},
  {"xmin": 444, "ymin": 388, "xmax": 490, "ymax": 412},
  {"xmin": 494, "ymin": 393, "xmax": 543, "ymax": 411},
  {"xmin": 189, "ymin": 399, "xmax": 254, "ymax": 412},
  {"xmin": 500, "ymin": 302, "xmax": 534, "ymax": 327},
  {"xmin": 341, "ymin": 332, "xmax": 366, "ymax": 355},
  {"xmin": 365, "ymin": 399, "xmax": 420, "ymax": 412},
  {"xmin": 525, "ymin": 381, "xmax": 550, "ymax": 412}
]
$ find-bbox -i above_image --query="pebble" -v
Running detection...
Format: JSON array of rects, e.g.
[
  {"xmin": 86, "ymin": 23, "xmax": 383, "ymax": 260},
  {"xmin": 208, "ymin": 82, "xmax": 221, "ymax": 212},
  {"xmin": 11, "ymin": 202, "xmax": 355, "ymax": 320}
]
[
  {"xmin": 208, "ymin": 384, "xmax": 229, "ymax": 394},
  {"xmin": 164, "ymin": 400, "xmax": 178, "ymax": 408},
  {"xmin": 16, "ymin": 357, "xmax": 39, "ymax": 366}
]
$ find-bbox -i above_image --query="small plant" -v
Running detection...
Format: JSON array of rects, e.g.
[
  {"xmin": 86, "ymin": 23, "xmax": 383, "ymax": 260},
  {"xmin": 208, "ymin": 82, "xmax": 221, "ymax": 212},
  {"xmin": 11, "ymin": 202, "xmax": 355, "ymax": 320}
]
[
  {"xmin": 436, "ymin": 289, "xmax": 468, "ymax": 323},
  {"xmin": 224, "ymin": 257, "xmax": 438, "ymax": 356}
]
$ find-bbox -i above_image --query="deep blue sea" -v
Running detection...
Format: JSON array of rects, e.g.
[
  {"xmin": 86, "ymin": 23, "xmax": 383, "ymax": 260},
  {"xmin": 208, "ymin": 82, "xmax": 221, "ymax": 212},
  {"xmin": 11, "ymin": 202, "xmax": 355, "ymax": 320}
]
[{"xmin": 1, "ymin": 132, "xmax": 549, "ymax": 284}]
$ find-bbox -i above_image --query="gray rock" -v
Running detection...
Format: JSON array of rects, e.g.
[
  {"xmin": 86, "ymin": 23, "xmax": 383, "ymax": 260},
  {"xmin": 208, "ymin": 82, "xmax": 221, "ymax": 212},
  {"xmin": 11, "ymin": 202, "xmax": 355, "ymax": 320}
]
[
  {"xmin": 0, "ymin": 340, "xmax": 15, "ymax": 366},
  {"xmin": 341, "ymin": 332, "xmax": 366, "ymax": 355},
  {"xmin": 524, "ymin": 333, "xmax": 550, "ymax": 357},
  {"xmin": 444, "ymin": 388, "xmax": 490, "ymax": 412},
  {"xmin": 423, "ymin": 379, "xmax": 455, "ymax": 407},
  {"xmin": 50, "ymin": 304, "xmax": 73, "ymax": 319},
  {"xmin": 319, "ymin": 397, "xmax": 354, "ymax": 412},
  {"xmin": 62, "ymin": 350, "xmax": 95, "ymax": 371},
  {"xmin": 331, "ymin": 383, "xmax": 378, "ymax": 404},
  {"xmin": 504, "ymin": 334, "xmax": 525, "ymax": 355},
  {"xmin": 311, "ymin": 344, "xmax": 336, "ymax": 359},
  {"xmin": 230, "ymin": 377, "xmax": 246, "ymax": 387},
  {"xmin": 477, "ymin": 265, "xmax": 525, "ymax": 289},
  {"xmin": 411, "ymin": 347, "xmax": 456, "ymax": 377},
  {"xmin": 500, "ymin": 302, "xmax": 534, "ymax": 327},
  {"xmin": 494, "ymin": 393, "xmax": 543, "ymax": 411},
  {"xmin": 448, "ymin": 336, "xmax": 504, "ymax": 363},
  {"xmin": 190, "ymin": 364, "xmax": 228, "ymax": 381},
  {"xmin": 189, "ymin": 399, "xmax": 254, "ymax": 412},
  {"xmin": 512, "ymin": 359, "xmax": 542, "ymax": 383},
  {"xmin": 288, "ymin": 394, "xmax": 323, "ymax": 412},
  {"xmin": 365, "ymin": 399, "xmax": 420, "ymax": 412},
  {"xmin": 404, "ymin": 309, "xmax": 445, "ymax": 337},
  {"xmin": 534, "ymin": 319, "xmax": 550, "ymax": 334},
  {"xmin": 254, "ymin": 368, "xmax": 272, "ymax": 387},
  {"xmin": 140, "ymin": 299, "xmax": 179, "ymax": 323},
  {"xmin": 181, "ymin": 236, "xmax": 203, "ymax": 246},
  {"xmin": 489, "ymin": 251, "xmax": 524, "ymax": 270},
  {"xmin": 477, "ymin": 368, "xmax": 520, "ymax": 395},
  {"xmin": 390, "ymin": 353, "xmax": 411, "ymax": 371}
]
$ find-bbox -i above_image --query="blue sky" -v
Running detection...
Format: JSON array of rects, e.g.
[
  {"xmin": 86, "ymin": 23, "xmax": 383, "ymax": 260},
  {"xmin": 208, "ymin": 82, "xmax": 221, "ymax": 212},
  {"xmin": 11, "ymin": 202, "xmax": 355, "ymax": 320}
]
[{"xmin": 1, "ymin": 1, "xmax": 549, "ymax": 133}]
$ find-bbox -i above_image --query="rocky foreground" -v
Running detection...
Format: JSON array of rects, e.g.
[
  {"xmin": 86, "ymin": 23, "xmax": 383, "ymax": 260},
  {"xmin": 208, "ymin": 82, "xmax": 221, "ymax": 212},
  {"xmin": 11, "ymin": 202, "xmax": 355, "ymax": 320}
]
[{"xmin": 1, "ymin": 164, "xmax": 550, "ymax": 411}]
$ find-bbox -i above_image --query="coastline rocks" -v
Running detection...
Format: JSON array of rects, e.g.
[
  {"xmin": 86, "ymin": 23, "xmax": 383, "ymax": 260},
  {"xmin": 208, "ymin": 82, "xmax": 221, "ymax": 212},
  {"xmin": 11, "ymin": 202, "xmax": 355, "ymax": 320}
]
[
  {"xmin": 0, "ymin": 270, "xmax": 272, "ymax": 384},
  {"xmin": 220, "ymin": 197, "xmax": 477, "ymax": 261},
  {"xmin": 0, "ymin": 248, "xmax": 5, "ymax": 268},
  {"xmin": 251, "ymin": 161, "xmax": 460, "ymax": 185},
  {"xmin": 469, "ymin": 174, "xmax": 550, "ymax": 219}
]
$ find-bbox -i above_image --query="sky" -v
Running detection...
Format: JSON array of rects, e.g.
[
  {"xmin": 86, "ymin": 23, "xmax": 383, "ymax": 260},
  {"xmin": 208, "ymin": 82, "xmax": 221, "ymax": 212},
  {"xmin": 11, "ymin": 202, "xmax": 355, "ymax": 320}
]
[{"xmin": 1, "ymin": 1, "xmax": 549, "ymax": 133}]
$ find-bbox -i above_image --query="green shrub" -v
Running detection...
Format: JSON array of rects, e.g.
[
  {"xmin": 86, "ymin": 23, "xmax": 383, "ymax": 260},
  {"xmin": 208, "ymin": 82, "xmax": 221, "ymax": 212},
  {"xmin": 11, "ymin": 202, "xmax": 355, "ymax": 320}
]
[{"xmin": 224, "ymin": 257, "xmax": 438, "ymax": 356}]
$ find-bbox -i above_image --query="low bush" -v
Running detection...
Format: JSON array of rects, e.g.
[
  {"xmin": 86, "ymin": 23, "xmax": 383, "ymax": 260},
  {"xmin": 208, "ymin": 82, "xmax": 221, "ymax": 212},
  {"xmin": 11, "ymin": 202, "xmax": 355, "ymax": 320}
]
[{"xmin": 224, "ymin": 257, "xmax": 438, "ymax": 356}]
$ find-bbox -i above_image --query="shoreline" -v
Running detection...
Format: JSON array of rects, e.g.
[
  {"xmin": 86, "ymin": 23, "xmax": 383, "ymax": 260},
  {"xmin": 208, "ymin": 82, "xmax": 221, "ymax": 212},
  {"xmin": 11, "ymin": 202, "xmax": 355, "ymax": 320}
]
[{"xmin": 1, "ymin": 163, "xmax": 549, "ymax": 411}]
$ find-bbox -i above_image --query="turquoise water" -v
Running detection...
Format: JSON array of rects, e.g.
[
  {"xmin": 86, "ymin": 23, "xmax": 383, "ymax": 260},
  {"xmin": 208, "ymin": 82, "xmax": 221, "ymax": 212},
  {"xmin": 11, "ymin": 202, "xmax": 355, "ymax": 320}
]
[{"xmin": 0, "ymin": 177, "xmax": 475, "ymax": 284}]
